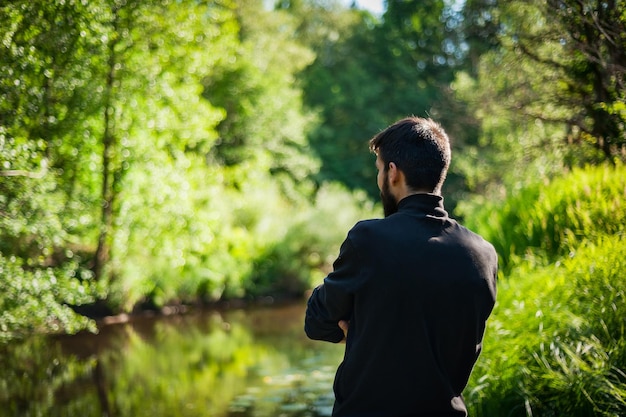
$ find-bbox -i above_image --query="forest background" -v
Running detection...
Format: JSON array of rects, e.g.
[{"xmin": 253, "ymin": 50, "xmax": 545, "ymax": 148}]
[{"xmin": 1, "ymin": 0, "xmax": 625, "ymax": 415}]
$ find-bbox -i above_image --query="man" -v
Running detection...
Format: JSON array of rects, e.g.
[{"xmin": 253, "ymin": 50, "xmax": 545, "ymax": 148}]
[{"xmin": 305, "ymin": 117, "xmax": 498, "ymax": 417}]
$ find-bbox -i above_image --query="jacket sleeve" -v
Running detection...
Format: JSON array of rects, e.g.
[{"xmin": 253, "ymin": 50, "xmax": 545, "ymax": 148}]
[{"xmin": 304, "ymin": 233, "xmax": 364, "ymax": 342}]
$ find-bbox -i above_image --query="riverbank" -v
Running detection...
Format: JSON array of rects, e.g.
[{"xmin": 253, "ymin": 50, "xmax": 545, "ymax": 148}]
[{"xmin": 77, "ymin": 293, "xmax": 310, "ymax": 328}]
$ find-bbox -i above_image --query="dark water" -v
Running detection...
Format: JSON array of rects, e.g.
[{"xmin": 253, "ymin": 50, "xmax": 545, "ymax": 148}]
[{"xmin": 0, "ymin": 302, "xmax": 344, "ymax": 417}]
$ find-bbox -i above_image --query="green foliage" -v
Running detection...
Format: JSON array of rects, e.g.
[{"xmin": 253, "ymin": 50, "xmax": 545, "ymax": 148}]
[
  {"xmin": 295, "ymin": 4, "xmax": 388, "ymax": 196},
  {"xmin": 452, "ymin": 61, "xmax": 588, "ymax": 197},
  {"xmin": 1, "ymin": 5, "xmax": 625, "ymax": 390},
  {"xmin": 453, "ymin": 0, "xmax": 626, "ymax": 195},
  {"xmin": 97, "ymin": 0, "xmax": 240, "ymax": 307},
  {"xmin": 0, "ymin": 254, "xmax": 98, "ymax": 341},
  {"xmin": 0, "ymin": 0, "xmax": 108, "ymax": 244},
  {"xmin": 290, "ymin": 0, "xmax": 468, "ymax": 197},
  {"xmin": 462, "ymin": 165, "xmax": 626, "ymax": 416},
  {"xmin": 0, "ymin": 169, "xmax": 63, "ymax": 260},
  {"xmin": 467, "ymin": 234, "xmax": 626, "ymax": 416},
  {"xmin": 247, "ymin": 183, "xmax": 377, "ymax": 297},
  {"xmin": 206, "ymin": 0, "xmax": 319, "ymax": 186},
  {"xmin": 90, "ymin": 0, "xmax": 238, "ymax": 280},
  {"xmin": 113, "ymin": 157, "xmax": 288, "ymax": 309},
  {"xmin": 0, "ymin": 7, "xmax": 102, "ymax": 336},
  {"xmin": 458, "ymin": 164, "xmax": 626, "ymax": 271},
  {"xmin": 0, "ymin": 0, "xmax": 332, "ymax": 323}
]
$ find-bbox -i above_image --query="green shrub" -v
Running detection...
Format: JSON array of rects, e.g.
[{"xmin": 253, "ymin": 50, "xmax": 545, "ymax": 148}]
[
  {"xmin": 246, "ymin": 183, "xmax": 377, "ymax": 298},
  {"xmin": 467, "ymin": 234, "xmax": 626, "ymax": 416},
  {"xmin": 458, "ymin": 164, "xmax": 626, "ymax": 272}
]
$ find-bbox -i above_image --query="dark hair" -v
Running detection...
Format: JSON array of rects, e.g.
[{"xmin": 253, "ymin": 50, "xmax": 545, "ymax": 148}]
[{"xmin": 369, "ymin": 117, "xmax": 451, "ymax": 194}]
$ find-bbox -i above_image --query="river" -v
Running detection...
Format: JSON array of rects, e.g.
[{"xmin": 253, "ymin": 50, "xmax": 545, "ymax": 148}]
[{"xmin": 0, "ymin": 302, "xmax": 345, "ymax": 417}]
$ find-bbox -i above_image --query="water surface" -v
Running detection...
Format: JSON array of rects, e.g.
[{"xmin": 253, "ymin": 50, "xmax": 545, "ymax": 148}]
[{"xmin": 0, "ymin": 302, "xmax": 344, "ymax": 417}]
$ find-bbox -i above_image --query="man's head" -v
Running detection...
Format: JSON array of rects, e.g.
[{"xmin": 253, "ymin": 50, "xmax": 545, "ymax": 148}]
[{"xmin": 370, "ymin": 117, "xmax": 451, "ymax": 216}]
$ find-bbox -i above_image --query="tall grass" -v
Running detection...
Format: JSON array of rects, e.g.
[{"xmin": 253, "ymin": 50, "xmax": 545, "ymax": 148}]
[
  {"xmin": 467, "ymin": 236, "xmax": 626, "ymax": 416},
  {"xmin": 464, "ymin": 164, "xmax": 626, "ymax": 416},
  {"xmin": 458, "ymin": 164, "xmax": 626, "ymax": 272}
]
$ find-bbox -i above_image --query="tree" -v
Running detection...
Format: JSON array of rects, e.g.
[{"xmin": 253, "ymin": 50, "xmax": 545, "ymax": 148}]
[
  {"xmin": 450, "ymin": 0, "xmax": 626, "ymax": 201},
  {"xmin": 0, "ymin": 0, "xmax": 239, "ymax": 311},
  {"xmin": 539, "ymin": 0, "xmax": 626, "ymax": 161},
  {"xmin": 94, "ymin": 1, "xmax": 233, "ymax": 277},
  {"xmin": 205, "ymin": 0, "xmax": 319, "ymax": 194},
  {"xmin": 288, "ymin": 0, "xmax": 479, "ymax": 200},
  {"xmin": 460, "ymin": 0, "xmax": 501, "ymax": 76},
  {"xmin": 380, "ymin": 0, "xmax": 461, "ymax": 109},
  {"xmin": 0, "ymin": 0, "xmax": 107, "ymax": 258},
  {"xmin": 293, "ymin": 3, "xmax": 387, "ymax": 195},
  {"xmin": 0, "ymin": 0, "xmax": 106, "ymax": 336},
  {"xmin": 466, "ymin": 0, "xmax": 626, "ymax": 168}
]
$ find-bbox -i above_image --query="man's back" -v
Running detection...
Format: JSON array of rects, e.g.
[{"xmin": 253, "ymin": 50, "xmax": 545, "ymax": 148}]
[{"xmin": 305, "ymin": 194, "xmax": 498, "ymax": 416}]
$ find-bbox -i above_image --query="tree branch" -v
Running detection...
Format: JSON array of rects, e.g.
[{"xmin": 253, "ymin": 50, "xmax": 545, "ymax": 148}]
[{"xmin": 0, "ymin": 160, "xmax": 48, "ymax": 179}]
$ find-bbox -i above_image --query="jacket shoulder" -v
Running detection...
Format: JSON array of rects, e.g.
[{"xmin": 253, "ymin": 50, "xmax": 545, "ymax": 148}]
[{"xmin": 346, "ymin": 218, "xmax": 385, "ymax": 244}]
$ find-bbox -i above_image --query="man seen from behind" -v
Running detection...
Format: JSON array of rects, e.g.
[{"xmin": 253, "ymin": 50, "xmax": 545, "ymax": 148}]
[{"xmin": 305, "ymin": 116, "xmax": 498, "ymax": 417}]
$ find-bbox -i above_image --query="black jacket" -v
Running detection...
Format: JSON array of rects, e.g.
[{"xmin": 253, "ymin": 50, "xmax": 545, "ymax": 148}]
[{"xmin": 305, "ymin": 193, "xmax": 498, "ymax": 417}]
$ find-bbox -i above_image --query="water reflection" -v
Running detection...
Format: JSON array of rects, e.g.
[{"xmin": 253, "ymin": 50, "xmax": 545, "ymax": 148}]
[{"xmin": 0, "ymin": 302, "xmax": 343, "ymax": 417}]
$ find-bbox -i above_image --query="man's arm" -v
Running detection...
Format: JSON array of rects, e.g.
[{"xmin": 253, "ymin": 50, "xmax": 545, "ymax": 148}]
[
  {"xmin": 304, "ymin": 235, "xmax": 362, "ymax": 343},
  {"xmin": 304, "ymin": 284, "xmax": 347, "ymax": 342}
]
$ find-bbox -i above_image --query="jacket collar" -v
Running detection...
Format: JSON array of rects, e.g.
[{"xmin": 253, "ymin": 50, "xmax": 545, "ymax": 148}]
[{"xmin": 396, "ymin": 193, "xmax": 448, "ymax": 220}]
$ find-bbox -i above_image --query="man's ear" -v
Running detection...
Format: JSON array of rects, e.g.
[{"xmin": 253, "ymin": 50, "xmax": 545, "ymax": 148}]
[{"xmin": 387, "ymin": 162, "xmax": 400, "ymax": 184}]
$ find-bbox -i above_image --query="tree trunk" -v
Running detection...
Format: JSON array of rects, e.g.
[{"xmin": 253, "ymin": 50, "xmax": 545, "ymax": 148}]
[{"xmin": 94, "ymin": 6, "xmax": 120, "ymax": 281}]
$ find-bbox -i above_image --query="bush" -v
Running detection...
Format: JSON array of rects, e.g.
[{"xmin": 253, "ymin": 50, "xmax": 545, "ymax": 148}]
[
  {"xmin": 458, "ymin": 164, "xmax": 626, "ymax": 272},
  {"xmin": 246, "ymin": 183, "xmax": 377, "ymax": 298},
  {"xmin": 466, "ymin": 230, "xmax": 626, "ymax": 415},
  {"xmin": 463, "ymin": 164, "xmax": 626, "ymax": 416}
]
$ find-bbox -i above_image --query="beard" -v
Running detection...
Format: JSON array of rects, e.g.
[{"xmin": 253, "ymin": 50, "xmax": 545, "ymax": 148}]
[{"xmin": 381, "ymin": 173, "xmax": 398, "ymax": 217}]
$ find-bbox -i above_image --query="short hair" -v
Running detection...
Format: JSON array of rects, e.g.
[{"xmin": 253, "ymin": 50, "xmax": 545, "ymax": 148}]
[{"xmin": 369, "ymin": 117, "xmax": 451, "ymax": 194}]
